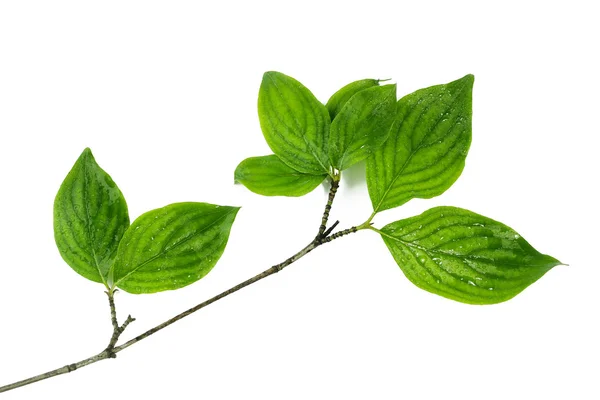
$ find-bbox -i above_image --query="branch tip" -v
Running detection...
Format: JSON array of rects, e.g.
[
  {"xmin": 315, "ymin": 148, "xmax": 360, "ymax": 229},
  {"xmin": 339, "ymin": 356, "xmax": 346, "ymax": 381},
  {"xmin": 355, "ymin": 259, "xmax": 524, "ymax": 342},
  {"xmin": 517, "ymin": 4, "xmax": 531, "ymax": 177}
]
[{"xmin": 323, "ymin": 220, "xmax": 340, "ymax": 238}]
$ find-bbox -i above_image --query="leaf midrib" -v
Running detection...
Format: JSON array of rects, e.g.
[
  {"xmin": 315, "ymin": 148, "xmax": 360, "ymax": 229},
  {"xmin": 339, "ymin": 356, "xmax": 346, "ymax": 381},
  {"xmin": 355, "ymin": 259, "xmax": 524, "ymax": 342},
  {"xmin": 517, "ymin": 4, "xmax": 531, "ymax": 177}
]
[
  {"xmin": 377, "ymin": 228, "xmax": 484, "ymax": 260},
  {"xmin": 379, "ymin": 228, "xmax": 543, "ymax": 272},
  {"xmin": 372, "ymin": 84, "xmax": 467, "ymax": 213},
  {"xmin": 251, "ymin": 171, "xmax": 325, "ymax": 179},
  {"xmin": 82, "ymin": 156, "xmax": 106, "ymax": 286},
  {"xmin": 266, "ymin": 74, "xmax": 330, "ymax": 174},
  {"xmin": 338, "ymin": 90, "xmax": 391, "ymax": 169},
  {"xmin": 114, "ymin": 210, "xmax": 232, "ymax": 286}
]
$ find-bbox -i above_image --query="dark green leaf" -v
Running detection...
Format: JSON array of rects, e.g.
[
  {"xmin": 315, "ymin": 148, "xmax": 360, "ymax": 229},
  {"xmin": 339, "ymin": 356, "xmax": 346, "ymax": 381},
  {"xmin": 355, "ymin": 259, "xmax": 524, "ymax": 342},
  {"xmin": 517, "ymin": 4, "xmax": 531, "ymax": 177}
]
[
  {"xmin": 326, "ymin": 78, "xmax": 380, "ymax": 120},
  {"xmin": 112, "ymin": 203, "xmax": 239, "ymax": 294},
  {"xmin": 367, "ymin": 75, "xmax": 474, "ymax": 213},
  {"xmin": 329, "ymin": 84, "xmax": 397, "ymax": 170},
  {"xmin": 258, "ymin": 71, "xmax": 331, "ymax": 175},
  {"xmin": 54, "ymin": 148, "xmax": 129, "ymax": 286},
  {"xmin": 378, "ymin": 207, "xmax": 561, "ymax": 304},
  {"xmin": 235, "ymin": 155, "xmax": 326, "ymax": 197}
]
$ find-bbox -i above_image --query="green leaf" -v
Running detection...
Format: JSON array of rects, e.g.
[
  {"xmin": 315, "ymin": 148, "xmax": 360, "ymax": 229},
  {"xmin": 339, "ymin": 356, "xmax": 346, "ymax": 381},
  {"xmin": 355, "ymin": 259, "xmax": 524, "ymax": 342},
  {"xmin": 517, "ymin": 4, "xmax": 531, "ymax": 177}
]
[
  {"xmin": 112, "ymin": 202, "xmax": 239, "ymax": 294},
  {"xmin": 235, "ymin": 155, "xmax": 326, "ymax": 197},
  {"xmin": 378, "ymin": 207, "xmax": 561, "ymax": 304},
  {"xmin": 54, "ymin": 148, "xmax": 130, "ymax": 286},
  {"xmin": 367, "ymin": 75, "xmax": 474, "ymax": 213},
  {"xmin": 258, "ymin": 71, "xmax": 331, "ymax": 175},
  {"xmin": 329, "ymin": 84, "xmax": 397, "ymax": 170},
  {"xmin": 326, "ymin": 78, "xmax": 380, "ymax": 120}
]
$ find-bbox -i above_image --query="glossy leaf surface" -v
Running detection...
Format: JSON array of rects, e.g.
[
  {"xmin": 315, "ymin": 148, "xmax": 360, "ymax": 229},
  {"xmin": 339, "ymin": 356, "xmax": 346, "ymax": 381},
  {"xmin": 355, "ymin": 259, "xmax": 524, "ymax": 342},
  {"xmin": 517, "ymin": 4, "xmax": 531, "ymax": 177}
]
[
  {"xmin": 326, "ymin": 78, "xmax": 380, "ymax": 120},
  {"xmin": 329, "ymin": 84, "xmax": 397, "ymax": 170},
  {"xmin": 112, "ymin": 203, "xmax": 239, "ymax": 294},
  {"xmin": 235, "ymin": 155, "xmax": 326, "ymax": 197},
  {"xmin": 54, "ymin": 148, "xmax": 129, "ymax": 286},
  {"xmin": 258, "ymin": 71, "xmax": 331, "ymax": 175},
  {"xmin": 379, "ymin": 207, "xmax": 561, "ymax": 304},
  {"xmin": 367, "ymin": 75, "xmax": 474, "ymax": 213}
]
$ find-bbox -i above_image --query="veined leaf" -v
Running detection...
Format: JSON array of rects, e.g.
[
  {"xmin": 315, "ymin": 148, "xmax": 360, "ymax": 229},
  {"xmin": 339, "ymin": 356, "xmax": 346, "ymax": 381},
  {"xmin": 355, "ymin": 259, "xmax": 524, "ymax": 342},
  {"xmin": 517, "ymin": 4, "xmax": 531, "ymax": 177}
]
[
  {"xmin": 54, "ymin": 148, "xmax": 129, "ymax": 286},
  {"xmin": 378, "ymin": 207, "xmax": 561, "ymax": 304},
  {"xmin": 326, "ymin": 78, "xmax": 380, "ymax": 120},
  {"xmin": 258, "ymin": 71, "xmax": 331, "ymax": 175},
  {"xmin": 234, "ymin": 155, "xmax": 326, "ymax": 197},
  {"xmin": 112, "ymin": 203, "xmax": 239, "ymax": 294},
  {"xmin": 329, "ymin": 84, "xmax": 397, "ymax": 170},
  {"xmin": 367, "ymin": 75, "xmax": 474, "ymax": 213}
]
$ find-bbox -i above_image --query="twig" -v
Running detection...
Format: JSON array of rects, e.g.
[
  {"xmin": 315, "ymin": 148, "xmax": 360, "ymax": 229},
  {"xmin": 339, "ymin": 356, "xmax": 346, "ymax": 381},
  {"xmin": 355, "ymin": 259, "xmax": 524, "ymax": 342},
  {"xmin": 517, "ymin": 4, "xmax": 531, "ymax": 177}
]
[
  {"xmin": 320, "ymin": 226, "xmax": 359, "ymax": 243},
  {"xmin": 115, "ymin": 241, "xmax": 319, "ymax": 353},
  {"xmin": 105, "ymin": 291, "xmax": 136, "ymax": 358},
  {"xmin": 316, "ymin": 177, "xmax": 340, "ymax": 240},
  {"xmin": 322, "ymin": 220, "xmax": 339, "ymax": 238},
  {"xmin": 0, "ymin": 179, "xmax": 363, "ymax": 394}
]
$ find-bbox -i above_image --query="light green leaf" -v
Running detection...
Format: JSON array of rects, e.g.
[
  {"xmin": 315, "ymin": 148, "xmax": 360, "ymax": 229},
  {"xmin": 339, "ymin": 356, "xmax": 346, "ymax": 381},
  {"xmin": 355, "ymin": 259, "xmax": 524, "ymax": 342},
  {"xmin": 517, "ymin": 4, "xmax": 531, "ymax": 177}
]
[
  {"xmin": 329, "ymin": 84, "xmax": 397, "ymax": 170},
  {"xmin": 378, "ymin": 207, "xmax": 561, "ymax": 304},
  {"xmin": 258, "ymin": 71, "xmax": 331, "ymax": 175},
  {"xmin": 112, "ymin": 203, "xmax": 239, "ymax": 294},
  {"xmin": 367, "ymin": 75, "xmax": 474, "ymax": 213},
  {"xmin": 54, "ymin": 148, "xmax": 130, "ymax": 286},
  {"xmin": 326, "ymin": 78, "xmax": 380, "ymax": 120},
  {"xmin": 235, "ymin": 155, "xmax": 326, "ymax": 197}
]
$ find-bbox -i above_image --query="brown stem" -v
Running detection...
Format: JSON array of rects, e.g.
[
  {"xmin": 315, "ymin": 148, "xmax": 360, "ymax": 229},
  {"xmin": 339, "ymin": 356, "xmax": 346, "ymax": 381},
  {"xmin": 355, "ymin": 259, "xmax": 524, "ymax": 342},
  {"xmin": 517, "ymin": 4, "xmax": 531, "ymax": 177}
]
[
  {"xmin": 113, "ymin": 222, "xmax": 363, "ymax": 354},
  {"xmin": 0, "ymin": 352, "xmax": 111, "ymax": 393},
  {"xmin": 114, "ymin": 241, "xmax": 318, "ymax": 353}
]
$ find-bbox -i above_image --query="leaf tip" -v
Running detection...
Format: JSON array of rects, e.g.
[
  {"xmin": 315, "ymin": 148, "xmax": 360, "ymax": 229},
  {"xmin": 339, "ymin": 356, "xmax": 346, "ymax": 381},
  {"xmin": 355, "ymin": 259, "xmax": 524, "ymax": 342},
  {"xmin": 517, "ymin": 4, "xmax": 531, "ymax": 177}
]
[
  {"xmin": 383, "ymin": 82, "xmax": 397, "ymax": 90},
  {"xmin": 223, "ymin": 204, "xmax": 241, "ymax": 213},
  {"xmin": 553, "ymin": 258, "xmax": 567, "ymax": 267},
  {"xmin": 262, "ymin": 71, "xmax": 282, "ymax": 84},
  {"xmin": 78, "ymin": 147, "xmax": 99, "ymax": 167},
  {"xmin": 461, "ymin": 74, "xmax": 475, "ymax": 86},
  {"xmin": 80, "ymin": 147, "xmax": 94, "ymax": 159},
  {"xmin": 541, "ymin": 253, "xmax": 564, "ymax": 269},
  {"xmin": 385, "ymin": 83, "xmax": 398, "ymax": 96}
]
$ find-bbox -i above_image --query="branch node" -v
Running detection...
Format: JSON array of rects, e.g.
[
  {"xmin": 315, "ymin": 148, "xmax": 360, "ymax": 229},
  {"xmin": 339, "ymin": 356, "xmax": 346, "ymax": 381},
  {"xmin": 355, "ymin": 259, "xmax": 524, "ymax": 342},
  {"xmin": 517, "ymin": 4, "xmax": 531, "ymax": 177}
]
[
  {"xmin": 120, "ymin": 315, "xmax": 136, "ymax": 331},
  {"xmin": 316, "ymin": 179, "xmax": 340, "ymax": 239}
]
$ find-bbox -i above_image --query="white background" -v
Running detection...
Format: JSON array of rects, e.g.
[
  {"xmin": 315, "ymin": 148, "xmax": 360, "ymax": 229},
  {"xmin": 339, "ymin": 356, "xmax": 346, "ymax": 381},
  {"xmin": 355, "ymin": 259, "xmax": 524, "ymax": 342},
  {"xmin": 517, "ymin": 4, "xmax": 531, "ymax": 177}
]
[{"xmin": 0, "ymin": 1, "xmax": 598, "ymax": 399}]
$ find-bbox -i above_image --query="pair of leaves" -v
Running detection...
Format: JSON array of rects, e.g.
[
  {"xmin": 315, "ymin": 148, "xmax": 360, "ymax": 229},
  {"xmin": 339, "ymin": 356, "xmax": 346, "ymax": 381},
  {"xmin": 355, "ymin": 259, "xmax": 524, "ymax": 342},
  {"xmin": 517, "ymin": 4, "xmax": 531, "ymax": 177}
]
[
  {"xmin": 360, "ymin": 75, "xmax": 560, "ymax": 303},
  {"xmin": 54, "ymin": 149, "xmax": 239, "ymax": 294},
  {"xmin": 235, "ymin": 72, "xmax": 397, "ymax": 197}
]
